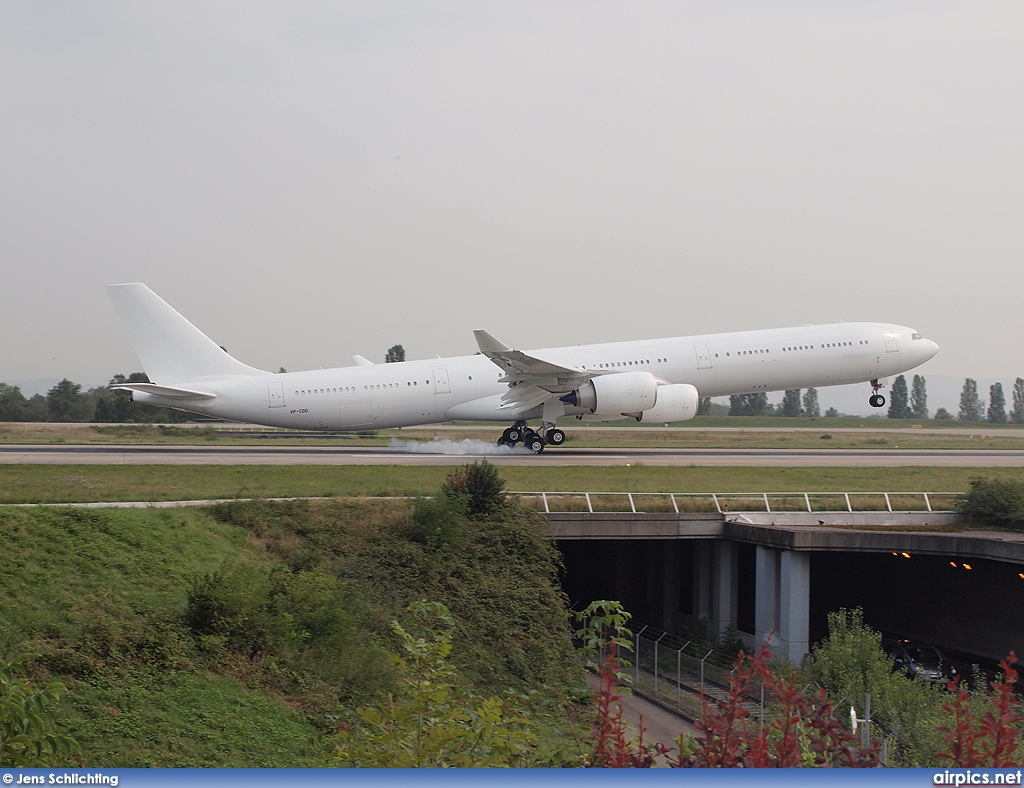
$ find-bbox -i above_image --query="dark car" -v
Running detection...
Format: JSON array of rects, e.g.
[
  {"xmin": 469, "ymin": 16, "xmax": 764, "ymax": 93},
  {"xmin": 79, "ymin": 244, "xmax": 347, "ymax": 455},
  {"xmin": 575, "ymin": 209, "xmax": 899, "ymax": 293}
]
[{"xmin": 882, "ymin": 639, "xmax": 954, "ymax": 683}]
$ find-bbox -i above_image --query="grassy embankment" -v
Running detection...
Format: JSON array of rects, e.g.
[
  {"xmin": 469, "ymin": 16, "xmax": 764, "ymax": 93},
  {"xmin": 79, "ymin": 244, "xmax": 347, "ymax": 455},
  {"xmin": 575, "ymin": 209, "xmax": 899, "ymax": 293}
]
[{"xmin": 0, "ymin": 495, "xmax": 583, "ymax": 766}]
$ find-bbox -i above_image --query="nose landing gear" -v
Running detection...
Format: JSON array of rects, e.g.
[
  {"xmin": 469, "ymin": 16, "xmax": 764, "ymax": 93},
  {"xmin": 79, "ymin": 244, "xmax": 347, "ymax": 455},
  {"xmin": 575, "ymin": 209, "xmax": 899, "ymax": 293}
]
[{"xmin": 869, "ymin": 379, "xmax": 886, "ymax": 408}]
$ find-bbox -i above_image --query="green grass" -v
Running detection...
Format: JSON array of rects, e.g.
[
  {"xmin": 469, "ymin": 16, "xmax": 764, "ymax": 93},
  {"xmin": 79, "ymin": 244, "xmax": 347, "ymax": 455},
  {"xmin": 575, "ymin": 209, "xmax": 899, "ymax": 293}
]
[
  {"xmin": 0, "ymin": 494, "xmax": 584, "ymax": 766},
  {"xmin": 1, "ymin": 465, "xmax": 1021, "ymax": 505},
  {"xmin": 0, "ymin": 505, "xmax": 330, "ymax": 766}
]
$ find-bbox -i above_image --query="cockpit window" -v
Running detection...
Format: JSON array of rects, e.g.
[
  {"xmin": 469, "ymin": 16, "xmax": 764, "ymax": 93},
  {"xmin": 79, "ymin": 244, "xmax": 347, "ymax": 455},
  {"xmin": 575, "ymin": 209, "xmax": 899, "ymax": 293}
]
[{"xmin": 912, "ymin": 333, "xmax": 922, "ymax": 340}]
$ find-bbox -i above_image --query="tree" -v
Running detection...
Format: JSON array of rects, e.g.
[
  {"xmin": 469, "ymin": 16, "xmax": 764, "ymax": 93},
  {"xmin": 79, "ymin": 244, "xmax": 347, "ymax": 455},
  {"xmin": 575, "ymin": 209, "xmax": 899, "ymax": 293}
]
[
  {"xmin": 46, "ymin": 379, "xmax": 93, "ymax": 422},
  {"xmin": 988, "ymin": 383, "xmax": 1007, "ymax": 424},
  {"xmin": 910, "ymin": 375, "xmax": 928, "ymax": 419},
  {"xmin": 935, "ymin": 407, "xmax": 953, "ymax": 420},
  {"xmin": 1012, "ymin": 378, "xmax": 1024, "ymax": 424},
  {"xmin": 22, "ymin": 394, "xmax": 49, "ymax": 421},
  {"xmin": 780, "ymin": 390, "xmax": 802, "ymax": 417},
  {"xmin": 1, "ymin": 654, "xmax": 80, "ymax": 766},
  {"xmin": 959, "ymin": 379, "xmax": 982, "ymax": 422},
  {"xmin": 697, "ymin": 397, "xmax": 713, "ymax": 416},
  {"xmin": 824, "ymin": 407, "xmax": 839, "ymax": 417},
  {"xmin": 0, "ymin": 383, "xmax": 27, "ymax": 421},
  {"xmin": 802, "ymin": 388, "xmax": 820, "ymax": 418},
  {"xmin": 729, "ymin": 393, "xmax": 769, "ymax": 416},
  {"xmin": 385, "ymin": 344, "xmax": 406, "ymax": 363},
  {"xmin": 888, "ymin": 375, "xmax": 911, "ymax": 419}
]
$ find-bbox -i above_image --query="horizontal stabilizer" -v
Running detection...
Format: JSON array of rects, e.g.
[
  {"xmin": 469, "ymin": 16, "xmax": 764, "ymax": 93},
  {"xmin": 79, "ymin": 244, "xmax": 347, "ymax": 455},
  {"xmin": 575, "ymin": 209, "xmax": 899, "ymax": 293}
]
[{"xmin": 111, "ymin": 383, "xmax": 217, "ymax": 399}]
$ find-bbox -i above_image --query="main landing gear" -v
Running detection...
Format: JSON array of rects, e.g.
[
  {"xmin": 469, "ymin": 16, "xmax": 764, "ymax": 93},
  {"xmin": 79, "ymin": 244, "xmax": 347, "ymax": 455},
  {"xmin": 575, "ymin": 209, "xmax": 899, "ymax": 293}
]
[
  {"xmin": 497, "ymin": 421, "xmax": 566, "ymax": 453},
  {"xmin": 869, "ymin": 379, "xmax": 886, "ymax": 409}
]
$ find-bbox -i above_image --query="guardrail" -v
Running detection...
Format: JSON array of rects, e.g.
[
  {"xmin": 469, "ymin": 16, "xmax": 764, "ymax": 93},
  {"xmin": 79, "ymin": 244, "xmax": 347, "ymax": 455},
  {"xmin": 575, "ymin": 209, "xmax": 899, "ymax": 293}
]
[{"xmin": 508, "ymin": 491, "xmax": 962, "ymax": 515}]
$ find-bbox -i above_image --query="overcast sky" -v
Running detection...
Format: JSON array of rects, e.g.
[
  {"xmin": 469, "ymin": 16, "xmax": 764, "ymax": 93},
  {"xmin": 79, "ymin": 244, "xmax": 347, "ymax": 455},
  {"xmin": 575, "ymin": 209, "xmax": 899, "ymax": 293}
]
[{"xmin": 2, "ymin": 2, "xmax": 1022, "ymax": 403}]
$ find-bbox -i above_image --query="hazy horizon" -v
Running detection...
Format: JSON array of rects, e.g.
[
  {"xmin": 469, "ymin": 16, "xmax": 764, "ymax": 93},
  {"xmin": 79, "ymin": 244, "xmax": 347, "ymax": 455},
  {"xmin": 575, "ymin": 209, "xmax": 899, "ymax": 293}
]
[{"xmin": 3, "ymin": 3, "xmax": 1021, "ymax": 392}]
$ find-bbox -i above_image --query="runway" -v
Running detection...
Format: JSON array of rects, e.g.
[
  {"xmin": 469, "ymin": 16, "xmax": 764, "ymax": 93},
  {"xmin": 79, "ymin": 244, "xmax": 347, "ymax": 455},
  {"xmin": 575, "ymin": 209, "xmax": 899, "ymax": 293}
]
[{"xmin": 2, "ymin": 444, "xmax": 1023, "ymax": 467}]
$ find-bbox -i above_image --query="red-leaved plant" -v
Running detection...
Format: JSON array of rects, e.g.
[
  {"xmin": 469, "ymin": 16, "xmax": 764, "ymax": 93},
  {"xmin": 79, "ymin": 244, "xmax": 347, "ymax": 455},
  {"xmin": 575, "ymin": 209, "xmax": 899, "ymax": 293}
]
[
  {"xmin": 586, "ymin": 641, "xmax": 667, "ymax": 768},
  {"xmin": 668, "ymin": 644, "xmax": 879, "ymax": 768},
  {"xmin": 937, "ymin": 652, "xmax": 1021, "ymax": 767}
]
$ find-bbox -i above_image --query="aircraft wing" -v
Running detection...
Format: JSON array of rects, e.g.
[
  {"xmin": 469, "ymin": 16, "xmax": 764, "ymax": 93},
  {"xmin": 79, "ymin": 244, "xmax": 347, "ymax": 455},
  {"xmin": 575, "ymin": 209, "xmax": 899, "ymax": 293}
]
[
  {"xmin": 473, "ymin": 330, "xmax": 594, "ymax": 410},
  {"xmin": 474, "ymin": 330, "xmax": 588, "ymax": 382}
]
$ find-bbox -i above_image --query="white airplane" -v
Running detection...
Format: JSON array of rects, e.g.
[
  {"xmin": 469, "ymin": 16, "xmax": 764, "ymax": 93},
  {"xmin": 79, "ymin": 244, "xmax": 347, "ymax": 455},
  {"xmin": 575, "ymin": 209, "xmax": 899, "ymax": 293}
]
[{"xmin": 107, "ymin": 283, "xmax": 939, "ymax": 452}]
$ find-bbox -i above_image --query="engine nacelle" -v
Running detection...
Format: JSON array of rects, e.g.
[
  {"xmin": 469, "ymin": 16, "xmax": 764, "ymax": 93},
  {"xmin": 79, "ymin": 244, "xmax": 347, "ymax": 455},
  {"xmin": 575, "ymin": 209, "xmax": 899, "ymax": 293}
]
[
  {"xmin": 560, "ymin": 371, "xmax": 657, "ymax": 414},
  {"xmin": 633, "ymin": 383, "xmax": 700, "ymax": 424}
]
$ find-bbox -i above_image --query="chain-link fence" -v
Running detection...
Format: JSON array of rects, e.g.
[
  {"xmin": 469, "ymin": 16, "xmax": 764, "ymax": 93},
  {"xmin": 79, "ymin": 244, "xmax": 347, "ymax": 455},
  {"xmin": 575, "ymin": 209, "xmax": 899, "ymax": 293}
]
[{"xmin": 629, "ymin": 624, "xmax": 765, "ymax": 721}]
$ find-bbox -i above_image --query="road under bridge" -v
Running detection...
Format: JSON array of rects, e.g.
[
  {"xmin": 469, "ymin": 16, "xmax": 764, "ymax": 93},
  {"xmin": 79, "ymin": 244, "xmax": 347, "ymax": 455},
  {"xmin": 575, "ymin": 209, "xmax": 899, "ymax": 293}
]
[{"xmin": 551, "ymin": 511, "xmax": 1024, "ymax": 664}]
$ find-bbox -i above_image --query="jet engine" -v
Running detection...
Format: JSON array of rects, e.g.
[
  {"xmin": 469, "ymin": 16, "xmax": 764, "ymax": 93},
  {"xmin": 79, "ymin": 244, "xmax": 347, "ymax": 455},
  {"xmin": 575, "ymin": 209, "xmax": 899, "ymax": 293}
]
[
  {"xmin": 560, "ymin": 371, "xmax": 657, "ymax": 414},
  {"xmin": 632, "ymin": 383, "xmax": 700, "ymax": 423}
]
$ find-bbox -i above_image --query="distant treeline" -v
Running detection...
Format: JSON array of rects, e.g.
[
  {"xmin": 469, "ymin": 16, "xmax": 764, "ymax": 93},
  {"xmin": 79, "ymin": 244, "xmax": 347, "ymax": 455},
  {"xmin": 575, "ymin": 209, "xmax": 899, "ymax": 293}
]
[
  {"xmin": 728, "ymin": 375, "xmax": 1024, "ymax": 423},
  {"xmin": 0, "ymin": 375, "xmax": 189, "ymax": 423}
]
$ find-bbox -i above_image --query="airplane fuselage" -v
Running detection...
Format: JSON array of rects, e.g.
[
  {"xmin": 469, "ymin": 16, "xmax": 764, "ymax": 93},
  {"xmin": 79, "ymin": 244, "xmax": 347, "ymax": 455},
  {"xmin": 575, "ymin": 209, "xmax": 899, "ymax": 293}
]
[{"xmin": 129, "ymin": 321, "xmax": 938, "ymax": 430}]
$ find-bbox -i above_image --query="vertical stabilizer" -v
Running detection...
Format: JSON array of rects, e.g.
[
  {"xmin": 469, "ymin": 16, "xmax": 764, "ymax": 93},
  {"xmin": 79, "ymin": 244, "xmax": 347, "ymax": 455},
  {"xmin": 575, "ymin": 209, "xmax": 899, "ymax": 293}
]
[{"xmin": 107, "ymin": 283, "xmax": 266, "ymax": 384}]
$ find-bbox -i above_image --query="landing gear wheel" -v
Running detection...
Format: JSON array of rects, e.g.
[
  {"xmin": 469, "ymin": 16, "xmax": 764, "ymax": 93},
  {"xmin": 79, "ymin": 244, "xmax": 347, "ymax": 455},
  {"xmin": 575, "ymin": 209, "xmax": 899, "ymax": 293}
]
[
  {"xmin": 497, "ymin": 437, "xmax": 509, "ymax": 447},
  {"xmin": 869, "ymin": 394, "xmax": 886, "ymax": 408},
  {"xmin": 525, "ymin": 433, "xmax": 545, "ymax": 453},
  {"xmin": 504, "ymin": 426, "xmax": 521, "ymax": 443},
  {"xmin": 545, "ymin": 428, "xmax": 566, "ymax": 446}
]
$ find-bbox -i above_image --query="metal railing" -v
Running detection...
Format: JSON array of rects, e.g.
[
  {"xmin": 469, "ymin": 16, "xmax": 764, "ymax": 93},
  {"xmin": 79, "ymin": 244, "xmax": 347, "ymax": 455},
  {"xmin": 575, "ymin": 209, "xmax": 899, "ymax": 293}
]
[{"xmin": 508, "ymin": 491, "xmax": 961, "ymax": 515}]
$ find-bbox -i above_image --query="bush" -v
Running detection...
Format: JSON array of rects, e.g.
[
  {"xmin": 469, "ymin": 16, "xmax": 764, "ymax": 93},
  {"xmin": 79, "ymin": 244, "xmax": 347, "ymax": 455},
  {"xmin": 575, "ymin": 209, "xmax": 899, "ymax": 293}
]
[
  {"xmin": 408, "ymin": 495, "xmax": 468, "ymax": 553},
  {"xmin": 329, "ymin": 601, "xmax": 537, "ymax": 767},
  {"xmin": 804, "ymin": 609, "xmax": 947, "ymax": 766},
  {"xmin": 957, "ymin": 478, "xmax": 1024, "ymax": 530},
  {"xmin": 184, "ymin": 562, "xmax": 392, "ymax": 705},
  {"xmin": 441, "ymin": 460, "xmax": 506, "ymax": 519}
]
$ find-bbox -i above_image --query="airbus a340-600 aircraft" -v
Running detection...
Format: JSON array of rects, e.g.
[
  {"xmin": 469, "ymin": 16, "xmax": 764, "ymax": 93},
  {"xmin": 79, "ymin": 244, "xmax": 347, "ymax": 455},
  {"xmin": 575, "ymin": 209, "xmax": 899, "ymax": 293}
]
[{"xmin": 107, "ymin": 283, "xmax": 939, "ymax": 453}]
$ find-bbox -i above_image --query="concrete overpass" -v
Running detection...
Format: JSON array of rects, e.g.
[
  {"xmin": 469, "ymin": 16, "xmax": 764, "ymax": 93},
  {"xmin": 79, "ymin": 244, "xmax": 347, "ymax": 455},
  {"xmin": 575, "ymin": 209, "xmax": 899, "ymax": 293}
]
[{"xmin": 550, "ymin": 511, "xmax": 1024, "ymax": 664}]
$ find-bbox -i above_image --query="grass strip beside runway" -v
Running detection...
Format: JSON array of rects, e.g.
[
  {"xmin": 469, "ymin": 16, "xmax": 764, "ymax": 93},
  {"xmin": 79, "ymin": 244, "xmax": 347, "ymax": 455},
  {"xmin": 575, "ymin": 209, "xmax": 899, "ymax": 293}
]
[{"xmin": 1, "ymin": 464, "xmax": 1020, "ymax": 504}]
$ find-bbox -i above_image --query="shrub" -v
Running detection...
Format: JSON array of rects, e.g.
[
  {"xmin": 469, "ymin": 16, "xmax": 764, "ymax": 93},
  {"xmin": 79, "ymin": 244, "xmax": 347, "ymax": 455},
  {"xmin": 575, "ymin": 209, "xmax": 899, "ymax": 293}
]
[
  {"xmin": 184, "ymin": 562, "xmax": 392, "ymax": 705},
  {"xmin": 957, "ymin": 478, "xmax": 1024, "ymax": 530},
  {"xmin": 805, "ymin": 608, "xmax": 947, "ymax": 766},
  {"xmin": 329, "ymin": 601, "xmax": 537, "ymax": 767},
  {"xmin": 408, "ymin": 495, "xmax": 467, "ymax": 553},
  {"xmin": 441, "ymin": 460, "xmax": 506, "ymax": 519},
  {"xmin": 937, "ymin": 653, "xmax": 1022, "ymax": 767}
]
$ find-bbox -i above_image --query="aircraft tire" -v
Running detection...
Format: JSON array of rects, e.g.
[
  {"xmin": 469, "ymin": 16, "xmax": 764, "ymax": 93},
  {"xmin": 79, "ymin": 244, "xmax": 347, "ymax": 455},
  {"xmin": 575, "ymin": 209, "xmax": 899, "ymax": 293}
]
[
  {"xmin": 525, "ymin": 434, "xmax": 545, "ymax": 453},
  {"xmin": 546, "ymin": 428, "xmax": 566, "ymax": 446},
  {"xmin": 505, "ymin": 426, "xmax": 522, "ymax": 443}
]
